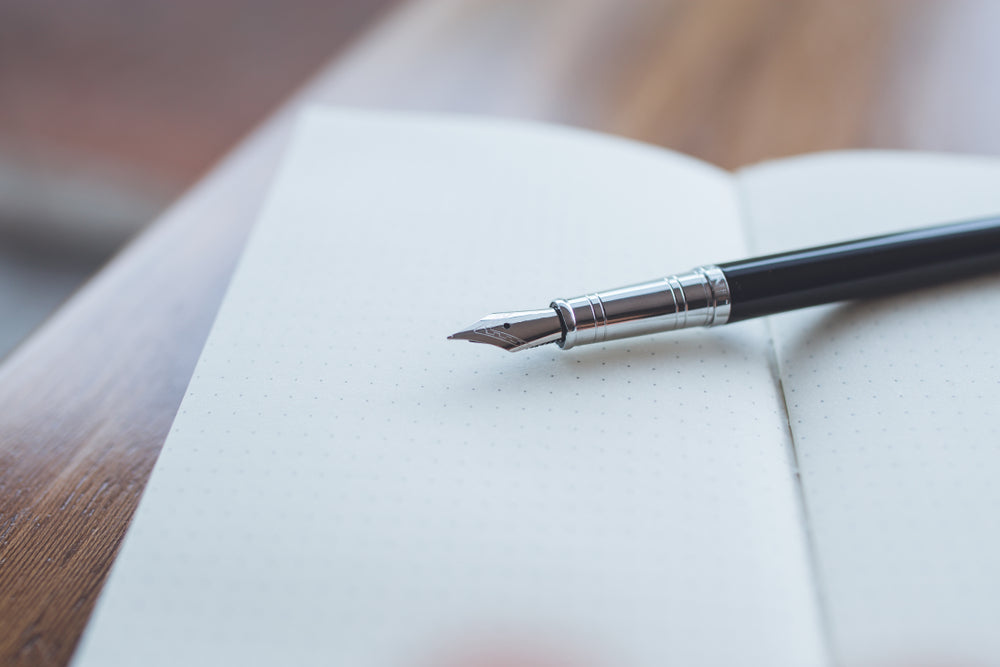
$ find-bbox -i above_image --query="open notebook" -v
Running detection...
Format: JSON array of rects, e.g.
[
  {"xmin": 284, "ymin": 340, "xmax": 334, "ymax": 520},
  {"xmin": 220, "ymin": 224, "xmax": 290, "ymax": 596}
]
[{"xmin": 74, "ymin": 109, "xmax": 1000, "ymax": 667}]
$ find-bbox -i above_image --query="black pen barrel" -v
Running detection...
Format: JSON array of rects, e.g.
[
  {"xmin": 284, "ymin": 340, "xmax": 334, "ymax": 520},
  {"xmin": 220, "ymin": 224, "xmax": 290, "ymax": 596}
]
[{"xmin": 719, "ymin": 215, "xmax": 1000, "ymax": 323}]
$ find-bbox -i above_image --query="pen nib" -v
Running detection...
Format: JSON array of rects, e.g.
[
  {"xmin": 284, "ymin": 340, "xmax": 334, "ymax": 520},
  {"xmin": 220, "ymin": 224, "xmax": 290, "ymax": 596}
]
[{"xmin": 448, "ymin": 308, "xmax": 565, "ymax": 352}]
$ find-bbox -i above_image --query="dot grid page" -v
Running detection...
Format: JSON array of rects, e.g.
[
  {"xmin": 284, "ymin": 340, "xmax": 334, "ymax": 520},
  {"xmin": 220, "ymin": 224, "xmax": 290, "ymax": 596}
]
[
  {"xmin": 739, "ymin": 153, "xmax": 1000, "ymax": 667},
  {"xmin": 74, "ymin": 109, "xmax": 826, "ymax": 667}
]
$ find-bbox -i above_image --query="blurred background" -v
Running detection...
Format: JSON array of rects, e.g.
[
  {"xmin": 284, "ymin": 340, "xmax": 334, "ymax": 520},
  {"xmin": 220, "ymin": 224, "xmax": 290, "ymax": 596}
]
[
  {"xmin": 0, "ymin": 0, "xmax": 395, "ymax": 357},
  {"xmin": 1, "ymin": 0, "xmax": 999, "ymax": 361}
]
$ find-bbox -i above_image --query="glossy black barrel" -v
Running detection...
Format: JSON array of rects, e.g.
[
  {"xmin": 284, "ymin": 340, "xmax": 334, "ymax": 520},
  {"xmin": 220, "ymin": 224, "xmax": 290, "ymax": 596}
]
[{"xmin": 719, "ymin": 215, "xmax": 1000, "ymax": 323}]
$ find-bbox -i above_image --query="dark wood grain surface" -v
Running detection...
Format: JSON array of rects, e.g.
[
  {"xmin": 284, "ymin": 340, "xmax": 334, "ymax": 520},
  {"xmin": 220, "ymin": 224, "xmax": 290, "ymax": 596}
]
[{"xmin": 2, "ymin": 1, "xmax": 998, "ymax": 665}]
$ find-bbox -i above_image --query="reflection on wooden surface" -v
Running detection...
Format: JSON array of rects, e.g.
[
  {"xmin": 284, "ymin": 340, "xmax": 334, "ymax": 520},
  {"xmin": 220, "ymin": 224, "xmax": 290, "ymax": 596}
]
[{"xmin": 0, "ymin": 1, "xmax": 998, "ymax": 664}]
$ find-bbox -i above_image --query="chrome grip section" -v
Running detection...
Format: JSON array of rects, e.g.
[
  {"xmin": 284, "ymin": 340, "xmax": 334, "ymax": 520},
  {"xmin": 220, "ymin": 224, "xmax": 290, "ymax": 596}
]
[{"xmin": 552, "ymin": 265, "xmax": 731, "ymax": 350}]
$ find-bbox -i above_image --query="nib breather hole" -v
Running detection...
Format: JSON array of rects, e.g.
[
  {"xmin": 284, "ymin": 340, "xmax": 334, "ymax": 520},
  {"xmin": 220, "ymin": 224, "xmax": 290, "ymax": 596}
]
[{"xmin": 503, "ymin": 323, "xmax": 511, "ymax": 329}]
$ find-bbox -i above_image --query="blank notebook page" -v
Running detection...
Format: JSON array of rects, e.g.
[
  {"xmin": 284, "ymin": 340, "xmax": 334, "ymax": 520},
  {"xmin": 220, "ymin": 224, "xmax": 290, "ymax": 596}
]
[
  {"xmin": 73, "ymin": 109, "xmax": 826, "ymax": 667},
  {"xmin": 739, "ymin": 153, "xmax": 1000, "ymax": 666}
]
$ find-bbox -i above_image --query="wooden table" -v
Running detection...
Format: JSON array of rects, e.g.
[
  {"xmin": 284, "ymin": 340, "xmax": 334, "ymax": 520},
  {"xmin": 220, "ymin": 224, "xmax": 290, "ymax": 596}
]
[{"xmin": 2, "ymin": 1, "xmax": 998, "ymax": 664}]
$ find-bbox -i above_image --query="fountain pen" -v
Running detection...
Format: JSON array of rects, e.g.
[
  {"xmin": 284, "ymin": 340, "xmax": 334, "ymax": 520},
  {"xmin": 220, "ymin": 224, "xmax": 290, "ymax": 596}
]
[{"xmin": 448, "ymin": 215, "xmax": 1000, "ymax": 352}]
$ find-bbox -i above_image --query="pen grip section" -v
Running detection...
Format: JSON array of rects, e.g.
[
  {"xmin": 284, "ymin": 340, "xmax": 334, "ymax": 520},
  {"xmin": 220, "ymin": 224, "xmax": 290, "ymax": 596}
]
[
  {"xmin": 720, "ymin": 215, "xmax": 1000, "ymax": 322},
  {"xmin": 553, "ymin": 266, "xmax": 731, "ymax": 349}
]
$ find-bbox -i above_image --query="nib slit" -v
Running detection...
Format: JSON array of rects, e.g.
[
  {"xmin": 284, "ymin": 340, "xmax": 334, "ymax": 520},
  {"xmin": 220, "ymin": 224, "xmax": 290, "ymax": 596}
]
[{"xmin": 448, "ymin": 308, "xmax": 565, "ymax": 352}]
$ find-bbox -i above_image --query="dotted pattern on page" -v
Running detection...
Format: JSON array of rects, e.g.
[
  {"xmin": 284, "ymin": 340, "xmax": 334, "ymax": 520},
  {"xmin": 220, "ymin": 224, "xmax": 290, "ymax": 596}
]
[
  {"xmin": 739, "ymin": 152, "xmax": 1000, "ymax": 667},
  {"xmin": 73, "ymin": 110, "xmax": 826, "ymax": 667}
]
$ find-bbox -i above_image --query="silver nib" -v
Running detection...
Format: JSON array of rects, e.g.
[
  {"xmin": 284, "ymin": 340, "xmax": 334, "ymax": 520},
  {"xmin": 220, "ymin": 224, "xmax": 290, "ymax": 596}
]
[{"xmin": 448, "ymin": 308, "xmax": 565, "ymax": 352}]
